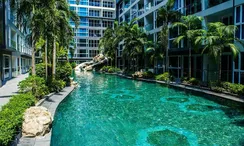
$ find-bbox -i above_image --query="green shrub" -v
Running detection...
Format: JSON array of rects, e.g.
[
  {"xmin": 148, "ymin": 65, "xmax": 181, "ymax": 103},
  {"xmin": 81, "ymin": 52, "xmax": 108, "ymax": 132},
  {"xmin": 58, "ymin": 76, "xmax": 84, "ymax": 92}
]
[
  {"xmin": 156, "ymin": 72, "xmax": 170, "ymax": 82},
  {"xmin": 30, "ymin": 63, "xmax": 52, "ymax": 78},
  {"xmin": 228, "ymin": 83, "xmax": 244, "ymax": 95},
  {"xmin": 0, "ymin": 93, "xmax": 35, "ymax": 146},
  {"xmin": 142, "ymin": 71, "xmax": 154, "ymax": 79},
  {"xmin": 56, "ymin": 62, "xmax": 72, "ymax": 86},
  {"xmin": 188, "ymin": 78, "xmax": 200, "ymax": 85},
  {"xmin": 100, "ymin": 66, "xmax": 120, "ymax": 73},
  {"xmin": 18, "ymin": 76, "xmax": 49, "ymax": 99},
  {"xmin": 70, "ymin": 62, "xmax": 76, "ymax": 69},
  {"xmin": 48, "ymin": 79, "xmax": 66, "ymax": 93}
]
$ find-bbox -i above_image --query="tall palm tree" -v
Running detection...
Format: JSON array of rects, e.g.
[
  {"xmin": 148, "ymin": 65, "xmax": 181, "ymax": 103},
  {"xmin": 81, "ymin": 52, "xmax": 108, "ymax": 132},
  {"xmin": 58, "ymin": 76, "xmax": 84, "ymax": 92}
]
[
  {"xmin": 172, "ymin": 15, "xmax": 203, "ymax": 78},
  {"xmin": 195, "ymin": 22, "xmax": 243, "ymax": 81},
  {"xmin": 121, "ymin": 20, "xmax": 147, "ymax": 71},
  {"xmin": 157, "ymin": 0, "xmax": 181, "ymax": 72},
  {"xmin": 99, "ymin": 21, "xmax": 122, "ymax": 66}
]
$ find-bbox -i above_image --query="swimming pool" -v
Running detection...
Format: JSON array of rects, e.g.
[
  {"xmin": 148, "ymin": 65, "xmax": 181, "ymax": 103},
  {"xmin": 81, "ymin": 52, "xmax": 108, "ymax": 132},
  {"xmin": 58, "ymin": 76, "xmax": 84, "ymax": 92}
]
[{"xmin": 51, "ymin": 72, "xmax": 244, "ymax": 146}]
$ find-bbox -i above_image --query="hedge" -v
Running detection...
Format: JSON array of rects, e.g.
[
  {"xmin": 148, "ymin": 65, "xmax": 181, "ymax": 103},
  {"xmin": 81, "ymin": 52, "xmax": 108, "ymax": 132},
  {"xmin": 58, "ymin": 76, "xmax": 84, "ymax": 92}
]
[{"xmin": 0, "ymin": 93, "xmax": 36, "ymax": 146}]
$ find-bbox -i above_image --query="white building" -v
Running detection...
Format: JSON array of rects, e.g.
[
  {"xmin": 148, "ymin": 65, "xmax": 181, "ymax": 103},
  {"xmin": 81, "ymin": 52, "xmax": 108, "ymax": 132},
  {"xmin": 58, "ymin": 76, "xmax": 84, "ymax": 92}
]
[{"xmin": 68, "ymin": 0, "xmax": 116, "ymax": 63}]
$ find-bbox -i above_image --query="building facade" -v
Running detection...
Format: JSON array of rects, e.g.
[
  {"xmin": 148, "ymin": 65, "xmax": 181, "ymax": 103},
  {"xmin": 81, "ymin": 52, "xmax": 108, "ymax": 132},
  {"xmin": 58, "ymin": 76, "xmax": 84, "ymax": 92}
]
[
  {"xmin": 68, "ymin": 0, "xmax": 116, "ymax": 64},
  {"xmin": 0, "ymin": 0, "xmax": 32, "ymax": 86},
  {"xmin": 116, "ymin": 0, "xmax": 244, "ymax": 84}
]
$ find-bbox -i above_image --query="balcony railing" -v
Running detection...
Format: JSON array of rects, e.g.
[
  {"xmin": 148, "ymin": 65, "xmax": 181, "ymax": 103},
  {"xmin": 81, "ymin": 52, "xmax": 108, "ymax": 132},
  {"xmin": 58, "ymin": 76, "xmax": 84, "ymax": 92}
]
[
  {"xmin": 11, "ymin": 40, "xmax": 16, "ymax": 49},
  {"xmin": 144, "ymin": 2, "xmax": 152, "ymax": 12},
  {"xmin": 205, "ymin": 0, "xmax": 229, "ymax": 9},
  {"xmin": 138, "ymin": 9, "xmax": 144, "ymax": 16},
  {"xmin": 89, "ymin": 33, "xmax": 101, "ymax": 37}
]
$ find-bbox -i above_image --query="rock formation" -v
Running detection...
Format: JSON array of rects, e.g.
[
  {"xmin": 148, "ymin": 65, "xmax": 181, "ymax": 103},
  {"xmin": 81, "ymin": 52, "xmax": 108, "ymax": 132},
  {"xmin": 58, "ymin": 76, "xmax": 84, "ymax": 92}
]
[
  {"xmin": 75, "ymin": 54, "xmax": 107, "ymax": 72},
  {"xmin": 22, "ymin": 106, "xmax": 52, "ymax": 137}
]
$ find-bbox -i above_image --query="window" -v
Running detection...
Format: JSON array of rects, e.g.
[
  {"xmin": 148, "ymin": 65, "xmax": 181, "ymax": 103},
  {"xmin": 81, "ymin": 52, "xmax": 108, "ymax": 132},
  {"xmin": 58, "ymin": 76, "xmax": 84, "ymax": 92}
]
[
  {"xmin": 78, "ymin": 7, "xmax": 88, "ymax": 16},
  {"xmin": 80, "ymin": 18, "xmax": 88, "ymax": 26},
  {"xmin": 79, "ymin": 0, "xmax": 88, "ymax": 5},
  {"xmin": 77, "ymin": 28, "xmax": 88, "ymax": 36},
  {"xmin": 89, "ymin": 40, "xmax": 99, "ymax": 47},
  {"xmin": 89, "ymin": 50, "xmax": 99, "ymax": 57},
  {"xmin": 102, "ymin": 21, "xmax": 113, "ymax": 27},
  {"xmin": 103, "ymin": 11, "xmax": 113, "ymax": 18},
  {"xmin": 77, "ymin": 39, "xmax": 87, "ymax": 47},
  {"xmin": 236, "ymin": 25, "xmax": 240, "ymax": 39},
  {"xmin": 103, "ymin": 1, "xmax": 114, "ymax": 8},
  {"xmin": 89, "ymin": 30, "xmax": 101, "ymax": 37},
  {"xmin": 89, "ymin": 19, "xmax": 100, "ymax": 27},
  {"xmin": 89, "ymin": 10, "xmax": 100, "ymax": 17},
  {"xmin": 68, "ymin": 0, "xmax": 76, "ymax": 4},
  {"xmin": 69, "ymin": 6, "xmax": 76, "ymax": 11},
  {"xmin": 89, "ymin": 0, "xmax": 100, "ymax": 6},
  {"xmin": 236, "ymin": 6, "xmax": 240, "ymax": 23}
]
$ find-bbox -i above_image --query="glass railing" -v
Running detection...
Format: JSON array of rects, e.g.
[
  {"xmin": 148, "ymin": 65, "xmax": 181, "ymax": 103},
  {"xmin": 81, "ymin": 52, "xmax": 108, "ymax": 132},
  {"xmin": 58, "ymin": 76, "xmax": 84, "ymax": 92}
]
[
  {"xmin": 138, "ymin": 9, "xmax": 144, "ymax": 16},
  {"xmin": 205, "ymin": 0, "xmax": 229, "ymax": 9},
  {"xmin": 144, "ymin": 2, "xmax": 153, "ymax": 12},
  {"xmin": 11, "ymin": 40, "xmax": 16, "ymax": 49},
  {"xmin": 89, "ymin": 12, "xmax": 100, "ymax": 17},
  {"xmin": 145, "ymin": 24, "xmax": 153, "ymax": 31}
]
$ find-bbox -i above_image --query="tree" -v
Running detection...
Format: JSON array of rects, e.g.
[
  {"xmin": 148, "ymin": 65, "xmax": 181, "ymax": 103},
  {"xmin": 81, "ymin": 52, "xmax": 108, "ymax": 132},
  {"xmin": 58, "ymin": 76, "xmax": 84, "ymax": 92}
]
[
  {"xmin": 121, "ymin": 19, "xmax": 147, "ymax": 71},
  {"xmin": 157, "ymin": 0, "xmax": 181, "ymax": 72},
  {"xmin": 99, "ymin": 21, "xmax": 123, "ymax": 66},
  {"xmin": 195, "ymin": 22, "xmax": 243, "ymax": 81},
  {"xmin": 172, "ymin": 15, "xmax": 203, "ymax": 78}
]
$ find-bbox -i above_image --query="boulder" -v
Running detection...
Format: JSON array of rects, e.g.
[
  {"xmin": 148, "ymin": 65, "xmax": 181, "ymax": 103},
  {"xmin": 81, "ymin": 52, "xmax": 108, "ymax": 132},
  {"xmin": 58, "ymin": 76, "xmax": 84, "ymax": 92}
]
[{"xmin": 22, "ymin": 106, "xmax": 52, "ymax": 137}]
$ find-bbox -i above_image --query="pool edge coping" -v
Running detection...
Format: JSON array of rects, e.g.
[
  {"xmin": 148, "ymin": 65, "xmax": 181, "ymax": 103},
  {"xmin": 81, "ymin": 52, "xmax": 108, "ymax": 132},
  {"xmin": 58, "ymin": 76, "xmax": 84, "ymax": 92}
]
[
  {"xmin": 116, "ymin": 73, "xmax": 244, "ymax": 106},
  {"xmin": 17, "ymin": 86, "xmax": 76, "ymax": 146}
]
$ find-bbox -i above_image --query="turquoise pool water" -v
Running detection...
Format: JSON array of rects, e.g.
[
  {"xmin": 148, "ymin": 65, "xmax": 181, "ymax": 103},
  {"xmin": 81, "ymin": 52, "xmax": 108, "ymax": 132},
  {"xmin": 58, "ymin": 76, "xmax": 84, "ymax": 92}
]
[{"xmin": 51, "ymin": 72, "xmax": 244, "ymax": 146}]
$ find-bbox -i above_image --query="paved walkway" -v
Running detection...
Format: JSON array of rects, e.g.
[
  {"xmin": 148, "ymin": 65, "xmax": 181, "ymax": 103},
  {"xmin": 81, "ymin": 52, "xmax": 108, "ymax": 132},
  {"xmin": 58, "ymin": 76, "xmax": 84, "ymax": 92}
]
[
  {"xmin": 0, "ymin": 73, "xmax": 29, "ymax": 109},
  {"xmin": 17, "ymin": 86, "xmax": 75, "ymax": 146}
]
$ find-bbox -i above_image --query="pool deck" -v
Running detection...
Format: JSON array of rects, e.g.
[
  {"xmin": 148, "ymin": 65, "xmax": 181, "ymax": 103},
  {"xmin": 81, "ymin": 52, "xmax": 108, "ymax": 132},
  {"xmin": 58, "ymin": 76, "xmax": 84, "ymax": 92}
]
[
  {"xmin": 117, "ymin": 74, "xmax": 244, "ymax": 106},
  {"xmin": 17, "ymin": 86, "xmax": 75, "ymax": 146},
  {"xmin": 0, "ymin": 73, "xmax": 29, "ymax": 110}
]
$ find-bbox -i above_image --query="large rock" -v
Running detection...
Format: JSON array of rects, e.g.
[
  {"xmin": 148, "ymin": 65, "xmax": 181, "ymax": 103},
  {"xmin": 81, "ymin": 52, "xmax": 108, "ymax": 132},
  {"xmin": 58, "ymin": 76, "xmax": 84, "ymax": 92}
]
[{"xmin": 22, "ymin": 106, "xmax": 52, "ymax": 137}]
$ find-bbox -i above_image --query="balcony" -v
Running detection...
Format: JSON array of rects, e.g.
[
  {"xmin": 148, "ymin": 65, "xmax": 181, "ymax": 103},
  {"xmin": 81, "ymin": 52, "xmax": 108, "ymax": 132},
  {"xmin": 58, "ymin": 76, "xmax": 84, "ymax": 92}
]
[
  {"xmin": 89, "ymin": 12, "xmax": 100, "ymax": 17},
  {"xmin": 144, "ymin": 2, "xmax": 153, "ymax": 12}
]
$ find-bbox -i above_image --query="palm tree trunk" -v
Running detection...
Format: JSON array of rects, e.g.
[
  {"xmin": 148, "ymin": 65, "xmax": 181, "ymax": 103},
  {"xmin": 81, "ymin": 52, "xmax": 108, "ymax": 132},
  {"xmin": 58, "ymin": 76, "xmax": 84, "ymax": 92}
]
[
  {"xmin": 45, "ymin": 38, "xmax": 48, "ymax": 80},
  {"xmin": 52, "ymin": 37, "xmax": 56, "ymax": 78},
  {"xmin": 218, "ymin": 52, "xmax": 222, "ymax": 82},
  {"xmin": 31, "ymin": 32, "xmax": 36, "ymax": 75},
  {"xmin": 188, "ymin": 41, "xmax": 192, "ymax": 78}
]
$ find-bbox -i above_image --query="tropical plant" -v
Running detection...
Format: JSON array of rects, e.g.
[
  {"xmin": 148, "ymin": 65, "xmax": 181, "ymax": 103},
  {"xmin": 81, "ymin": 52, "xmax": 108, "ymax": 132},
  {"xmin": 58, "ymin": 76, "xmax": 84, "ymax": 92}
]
[
  {"xmin": 157, "ymin": 0, "xmax": 181, "ymax": 72},
  {"xmin": 99, "ymin": 21, "xmax": 122, "ymax": 66},
  {"xmin": 156, "ymin": 72, "xmax": 170, "ymax": 82},
  {"xmin": 195, "ymin": 22, "xmax": 244, "ymax": 81},
  {"xmin": 172, "ymin": 15, "xmax": 203, "ymax": 78},
  {"xmin": 121, "ymin": 19, "xmax": 147, "ymax": 71}
]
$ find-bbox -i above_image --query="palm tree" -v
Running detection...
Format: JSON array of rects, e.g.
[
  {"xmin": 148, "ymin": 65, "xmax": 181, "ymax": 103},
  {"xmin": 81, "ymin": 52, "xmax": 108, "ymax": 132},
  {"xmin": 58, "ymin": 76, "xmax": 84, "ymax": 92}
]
[
  {"xmin": 99, "ymin": 21, "xmax": 123, "ymax": 66},
  {"xmin": 172, "ymin": 15, "xmax": 203, "ymax": 78},
  {"xmin": 157, "ymin": 0, "xmax": 181, "ymax": 72},
  {"xmin": 145, "ymin": 41, "xmax": 164, "ymax": 73},
  {"xmin": 195, "ymin": 22, "xmax": 243, "ymax": 81},
  {"xmin": 121, "ymin": 20, "xmax": 147, "ymax": 71}
]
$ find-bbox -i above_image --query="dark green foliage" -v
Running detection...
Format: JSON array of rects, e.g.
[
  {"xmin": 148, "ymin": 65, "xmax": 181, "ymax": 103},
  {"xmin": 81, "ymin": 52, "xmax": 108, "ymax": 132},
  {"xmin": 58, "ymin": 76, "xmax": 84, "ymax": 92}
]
[
  {"xmin": 188, "ymin": 78, "xmax": 200, "ymax": 85},
  {"xmin": 56, "ymin": 62, "xmax": 72, "ymax": 86},
  {"xmin": 18, "ymin": 76, "xmax": 49, "ymax": 99},
  {"xmin": 48, "ymin": 79, "xmax": 66, "ymax": 93},
  {"xmin": 100, "ymin": 66, "xmax": 121, "ymax": 73},
  {"xmin": 34, "ymin": 63, "xmax": 52, "ymax": 78},
  {"xmin": 70, "ymin": 62, "xmax": 76, "ymax": 69},
  {"xmin": 142, "ymin": 71, "xmax": 155, "ymax": 79},
  {"xmin": 221, "ymin": 82, "xmax": 244, "ymax": 95},
  {"xmin": 0, "ymin": 93, "xmax": 35, "ymax": 146},
  {"xmin": 156, "ymin": 72, "xmax": 170, "ymax": 82}
]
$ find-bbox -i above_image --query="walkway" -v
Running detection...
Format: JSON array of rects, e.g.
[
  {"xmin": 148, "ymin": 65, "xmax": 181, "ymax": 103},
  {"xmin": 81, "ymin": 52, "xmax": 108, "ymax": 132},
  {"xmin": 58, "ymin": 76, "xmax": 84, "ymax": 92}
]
[
  {"xmin": 17, "ymin": 86, "xmax": 75, "ymax": 146},
  {"xmin": 0, "ymin": 73, "xmax": 29, "ymax": 109}
]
